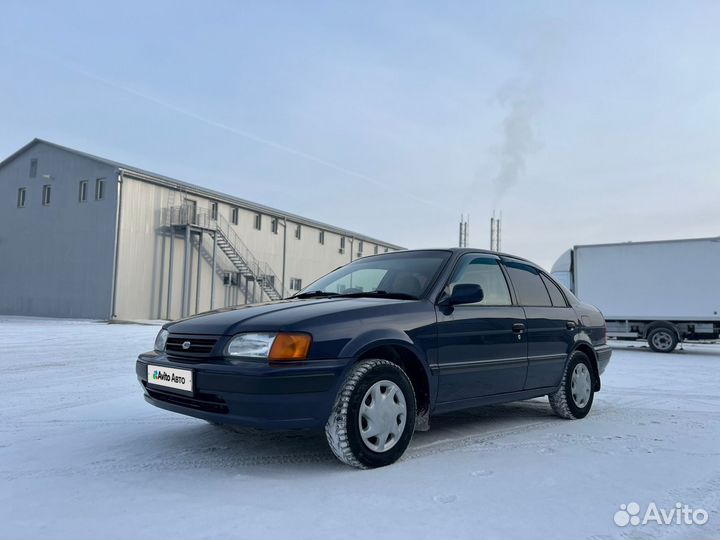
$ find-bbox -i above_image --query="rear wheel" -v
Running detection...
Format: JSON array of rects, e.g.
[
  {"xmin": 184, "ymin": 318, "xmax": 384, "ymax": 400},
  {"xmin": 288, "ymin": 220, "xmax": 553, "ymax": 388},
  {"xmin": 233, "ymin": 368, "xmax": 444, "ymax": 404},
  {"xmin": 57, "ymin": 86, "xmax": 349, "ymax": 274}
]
[
  {"xmin": 325, "ymin": 359, "xmax": 416, "ymax": 469},
  {"xmin": 647, "ymin": 327, "xmax": 678, "ymax": 353},
  {"xmin": 548, "ymin": 351, "xmax": 595, "ymax": 419}
]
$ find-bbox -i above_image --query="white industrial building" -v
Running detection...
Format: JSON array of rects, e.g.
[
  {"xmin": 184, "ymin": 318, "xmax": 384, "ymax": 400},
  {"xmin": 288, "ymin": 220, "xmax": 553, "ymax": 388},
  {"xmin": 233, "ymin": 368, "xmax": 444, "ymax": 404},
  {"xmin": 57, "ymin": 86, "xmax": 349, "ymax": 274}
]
[{"xmin": 0, "ymin": 139, "xmax": 402, "ymax": 321}]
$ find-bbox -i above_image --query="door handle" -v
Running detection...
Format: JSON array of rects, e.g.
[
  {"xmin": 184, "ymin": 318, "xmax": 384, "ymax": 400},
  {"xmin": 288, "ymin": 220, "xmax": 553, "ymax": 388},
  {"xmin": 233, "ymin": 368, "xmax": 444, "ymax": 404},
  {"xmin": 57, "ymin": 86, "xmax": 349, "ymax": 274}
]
[
  {"xmin": 566, "ymin": 321, "xmax": 577, "ymax": 330},
  {"xmin": 512, "ymin": 323, "xmax": 526, "ymax": 333}
]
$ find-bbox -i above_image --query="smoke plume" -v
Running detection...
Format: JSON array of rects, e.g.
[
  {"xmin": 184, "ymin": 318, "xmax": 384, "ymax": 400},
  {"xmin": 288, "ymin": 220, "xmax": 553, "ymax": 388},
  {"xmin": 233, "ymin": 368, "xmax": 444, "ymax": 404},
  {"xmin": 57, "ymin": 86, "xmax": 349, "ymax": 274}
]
[{"xmin": 490, "ymin": 79, "xmax": 540, "ymax": 206}]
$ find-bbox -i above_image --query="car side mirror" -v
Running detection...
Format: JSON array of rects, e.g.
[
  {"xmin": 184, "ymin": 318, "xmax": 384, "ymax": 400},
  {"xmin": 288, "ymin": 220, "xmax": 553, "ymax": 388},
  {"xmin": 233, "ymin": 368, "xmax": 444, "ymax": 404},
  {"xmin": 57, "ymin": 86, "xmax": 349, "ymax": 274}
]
[{"xmin": 441, "ymin": 283, "xmax": 484, "ymax": 307}]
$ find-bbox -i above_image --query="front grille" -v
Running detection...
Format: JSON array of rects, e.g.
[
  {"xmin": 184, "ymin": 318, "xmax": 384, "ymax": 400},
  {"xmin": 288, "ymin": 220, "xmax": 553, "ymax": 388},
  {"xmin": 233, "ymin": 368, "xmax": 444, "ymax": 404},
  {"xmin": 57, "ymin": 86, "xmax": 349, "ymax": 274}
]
[
  {"xmin": 144, "ymin": 383, "xmax": 229, "ymax": 414},
  {"xmin": 166, "ymin": 335, "xmax": 219, "ymax": 357}
]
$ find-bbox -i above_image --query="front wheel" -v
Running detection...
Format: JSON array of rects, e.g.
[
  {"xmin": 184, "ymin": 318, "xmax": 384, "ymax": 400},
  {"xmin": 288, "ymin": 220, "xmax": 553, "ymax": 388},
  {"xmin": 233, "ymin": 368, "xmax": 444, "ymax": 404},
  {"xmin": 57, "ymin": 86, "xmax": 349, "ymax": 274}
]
[
  {"xmin": 325, "ymin": 359, "xmax": 416, "ymax": 469},
  {"xmin": 548, "ymin": 351, "xmax": 595, "ymax": 419}
]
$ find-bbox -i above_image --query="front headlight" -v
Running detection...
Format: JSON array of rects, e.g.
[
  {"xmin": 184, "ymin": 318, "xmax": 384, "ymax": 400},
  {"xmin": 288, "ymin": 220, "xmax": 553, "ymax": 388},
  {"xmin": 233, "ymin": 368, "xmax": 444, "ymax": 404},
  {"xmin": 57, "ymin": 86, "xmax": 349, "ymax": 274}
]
[
  {"xmin": 154, "ymin": 329, "xmax": 169, "ymax": 352},
  {"xmin": 225, "ymin": 332, "xmax": 312, "ymax": 362},
  {"xmin": 226, "ymin": 333, "xmax": 276, "ymax": 358}
]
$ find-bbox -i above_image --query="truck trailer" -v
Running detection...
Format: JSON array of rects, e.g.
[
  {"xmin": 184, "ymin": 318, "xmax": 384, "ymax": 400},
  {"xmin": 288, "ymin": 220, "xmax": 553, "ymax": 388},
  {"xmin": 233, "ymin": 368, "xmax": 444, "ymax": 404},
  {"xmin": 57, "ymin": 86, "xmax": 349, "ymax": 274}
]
[{"xmin": 551, "ymin": 237, "xmax": 720, "ymax": 353}]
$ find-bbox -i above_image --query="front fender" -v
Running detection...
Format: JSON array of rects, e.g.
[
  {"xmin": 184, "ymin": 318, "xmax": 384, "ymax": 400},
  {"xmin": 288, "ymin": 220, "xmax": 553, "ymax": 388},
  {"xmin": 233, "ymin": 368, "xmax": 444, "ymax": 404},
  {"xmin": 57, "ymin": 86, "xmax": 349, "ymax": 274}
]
[
  {"xmin": 340, "ymin": 328, "xmax": 428, "ymax": 365},
  {"xmin": 337, "ymin": 328, "xmax": 436, "ymax": 405}
]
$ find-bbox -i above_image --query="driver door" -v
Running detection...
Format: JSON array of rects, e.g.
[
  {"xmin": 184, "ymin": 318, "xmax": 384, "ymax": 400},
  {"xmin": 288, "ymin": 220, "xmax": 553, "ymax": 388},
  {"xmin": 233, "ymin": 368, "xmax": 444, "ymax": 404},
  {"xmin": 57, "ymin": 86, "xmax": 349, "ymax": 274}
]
[{"xmin": 435, "ymin": 254, "xmax": 528, "ymax": 403}]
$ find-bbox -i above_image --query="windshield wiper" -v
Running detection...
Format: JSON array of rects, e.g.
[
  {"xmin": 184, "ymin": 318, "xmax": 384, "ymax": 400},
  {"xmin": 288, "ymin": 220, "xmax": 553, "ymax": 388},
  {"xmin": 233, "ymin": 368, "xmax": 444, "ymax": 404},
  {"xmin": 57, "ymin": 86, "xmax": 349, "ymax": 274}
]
[
  {"xmin": 293, "ymin": 291, "xmax": 340, "ymax": 299},
  {"xmin": 337, "ymin": 290, "xmax": 419, "ymax": 300}
]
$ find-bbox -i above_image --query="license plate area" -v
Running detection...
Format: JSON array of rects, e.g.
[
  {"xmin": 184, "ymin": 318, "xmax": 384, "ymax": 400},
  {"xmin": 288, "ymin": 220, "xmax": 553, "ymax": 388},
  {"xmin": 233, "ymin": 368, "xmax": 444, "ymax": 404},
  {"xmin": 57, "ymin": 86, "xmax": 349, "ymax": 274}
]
[{"xmin": 147, "ymin": 364, "xmax": 194, "ymax": 396}]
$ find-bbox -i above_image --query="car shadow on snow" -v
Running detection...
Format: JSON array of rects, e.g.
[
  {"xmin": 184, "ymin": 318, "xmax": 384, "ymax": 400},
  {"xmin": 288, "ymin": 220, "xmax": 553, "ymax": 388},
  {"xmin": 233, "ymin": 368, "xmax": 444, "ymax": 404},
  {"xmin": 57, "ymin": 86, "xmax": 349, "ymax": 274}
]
[{"xmin": 134, "ymin": 399, "xmax": 558, "ymax": 473}]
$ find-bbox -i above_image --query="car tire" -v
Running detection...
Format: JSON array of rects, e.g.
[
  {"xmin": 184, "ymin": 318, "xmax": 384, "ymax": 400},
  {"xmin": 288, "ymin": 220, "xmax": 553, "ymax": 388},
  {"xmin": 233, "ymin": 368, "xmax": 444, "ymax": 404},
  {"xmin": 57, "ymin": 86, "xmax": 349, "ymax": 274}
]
[
  {"xmin": 548, "ymin": 351, "xmax": 595, "ymax": 420},
  {"xmin": 647, "ymin": 327, "xmax": 678, "ymax": 353},
  {"xmin": 325, "ymin": 359, "xmax": 416, "ymax": 469}
]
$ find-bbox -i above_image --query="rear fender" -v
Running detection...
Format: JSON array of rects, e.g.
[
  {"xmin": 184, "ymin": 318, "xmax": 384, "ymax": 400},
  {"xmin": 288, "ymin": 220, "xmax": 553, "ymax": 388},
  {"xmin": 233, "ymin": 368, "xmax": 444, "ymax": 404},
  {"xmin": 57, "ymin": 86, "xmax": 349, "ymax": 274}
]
[{"xmin": 569, "ymin": 340, "xmax": 601, "ymax": 392}]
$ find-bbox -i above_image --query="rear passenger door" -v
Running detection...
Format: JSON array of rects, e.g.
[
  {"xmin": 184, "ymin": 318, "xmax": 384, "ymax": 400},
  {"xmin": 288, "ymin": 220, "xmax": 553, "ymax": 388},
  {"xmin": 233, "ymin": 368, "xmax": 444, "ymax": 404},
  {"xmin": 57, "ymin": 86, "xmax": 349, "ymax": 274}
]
[{"xmin": 502, "ymin": 260, "xmax": 579, "ymax": 390}]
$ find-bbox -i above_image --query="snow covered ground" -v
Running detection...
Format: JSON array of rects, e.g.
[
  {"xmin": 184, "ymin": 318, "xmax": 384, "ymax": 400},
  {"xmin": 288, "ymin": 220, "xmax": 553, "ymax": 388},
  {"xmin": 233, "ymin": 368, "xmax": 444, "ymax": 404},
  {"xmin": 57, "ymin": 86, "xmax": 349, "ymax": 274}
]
[{"xmin": 1, "ymin": 316, "xmax": 718, "ymax": 539}]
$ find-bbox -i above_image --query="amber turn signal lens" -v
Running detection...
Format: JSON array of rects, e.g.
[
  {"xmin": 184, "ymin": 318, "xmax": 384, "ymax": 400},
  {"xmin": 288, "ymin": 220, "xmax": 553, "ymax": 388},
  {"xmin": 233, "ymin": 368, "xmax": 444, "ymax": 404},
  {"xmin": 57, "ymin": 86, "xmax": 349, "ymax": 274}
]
[{"xmin": 268, "ymin": 333, "xmax": 312, "ymax": 361}]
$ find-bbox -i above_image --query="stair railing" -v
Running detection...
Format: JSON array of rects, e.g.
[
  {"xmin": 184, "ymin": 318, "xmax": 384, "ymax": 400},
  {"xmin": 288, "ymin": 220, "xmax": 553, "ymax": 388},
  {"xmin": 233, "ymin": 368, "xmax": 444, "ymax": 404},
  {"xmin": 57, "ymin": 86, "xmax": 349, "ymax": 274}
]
[{"xmin": 164, "ymin": 205, "xmax": 283, "ymax": 300}]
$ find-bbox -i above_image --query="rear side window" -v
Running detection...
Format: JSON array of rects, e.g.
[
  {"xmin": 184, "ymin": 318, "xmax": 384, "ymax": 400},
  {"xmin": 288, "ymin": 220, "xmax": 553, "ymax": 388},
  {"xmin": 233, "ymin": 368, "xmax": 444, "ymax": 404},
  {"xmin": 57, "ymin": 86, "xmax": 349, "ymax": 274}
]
[
  {"xmin": 541, "ymin": 274, "xmax": 568, "ymax": 307},
  {"xmin": 445, "ymin": 255, "xmax": 512, "ymax": 306},
  {"xmin": 504, "ymin": 261, "xmax": 552, "ymax": 307}
]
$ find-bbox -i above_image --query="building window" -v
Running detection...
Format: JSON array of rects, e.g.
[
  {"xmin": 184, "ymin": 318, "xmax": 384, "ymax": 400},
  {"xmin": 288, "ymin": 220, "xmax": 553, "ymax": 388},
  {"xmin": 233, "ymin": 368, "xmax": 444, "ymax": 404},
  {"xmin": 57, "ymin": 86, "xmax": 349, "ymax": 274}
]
[
  {"xmin": 231, "ymin": 207, "xmax": 239, "ymax": 225},
  {"xmin": 29, "ymin": 159, "xmax": 37, "ymax": 178},
  {"xmin": 95, "ymin": 178, "xmax": 105, "ymax": 200},
  {"xmin": 319, "ymin": 230, "xmax": 325, "ymax": 245},
  {"xmin": 223, "ymin": 272, "xmax": 239, "ymax": 286},
  {"xmin": 210, "ymin": 202, "xmax": 218, "ymax": 220},
  {"xmin": 290, "ymin": 277, "xmax": 302, "ymax": 290},
  {"xmin": 254, "ymin": 213, "xmax": 262, "ymax": 230},
  {"xmin": 339, "ymin": 237, "xmax": 346, "ymax": 254},
  {"xmin": 295, "ymin": 224, "xmax": 302, "ymax": 240},
  {"xmin": 374, "ymin": 245, "xmax": 379, "ymax": 255},
  {"xmin": 357, "ymin": 240, "xmax": 364, "ymax": 257},
  {"xmin": 79, "ymin": 181, "xmax": 88, "ymax": 202},
  {"xmin": 271, "ymin": 218, "xmax": 279, "ymax": 234},
  {"xmin": 42, "ymin": 185, "xmax": 51, "ymax": 206},
  {"xmin": 17, "ymin": 188, "xmax": 26, "ymax": 208}
]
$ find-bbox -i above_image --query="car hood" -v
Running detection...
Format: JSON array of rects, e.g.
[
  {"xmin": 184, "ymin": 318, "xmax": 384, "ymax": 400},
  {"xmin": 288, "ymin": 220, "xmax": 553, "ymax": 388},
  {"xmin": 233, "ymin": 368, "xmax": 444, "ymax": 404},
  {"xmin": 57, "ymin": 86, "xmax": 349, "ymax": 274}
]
[{"xmin": 166, "ymin": 297, "xmax": 419, "ymax": 335}]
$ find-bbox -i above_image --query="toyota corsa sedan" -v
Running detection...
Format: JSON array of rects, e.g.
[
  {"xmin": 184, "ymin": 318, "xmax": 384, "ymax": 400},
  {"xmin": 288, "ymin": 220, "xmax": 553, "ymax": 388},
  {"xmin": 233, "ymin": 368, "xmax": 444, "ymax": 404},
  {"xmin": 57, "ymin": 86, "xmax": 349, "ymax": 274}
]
[{"xmin": 137, "ymin": 249, "xmax": 611, "ymax": 468}]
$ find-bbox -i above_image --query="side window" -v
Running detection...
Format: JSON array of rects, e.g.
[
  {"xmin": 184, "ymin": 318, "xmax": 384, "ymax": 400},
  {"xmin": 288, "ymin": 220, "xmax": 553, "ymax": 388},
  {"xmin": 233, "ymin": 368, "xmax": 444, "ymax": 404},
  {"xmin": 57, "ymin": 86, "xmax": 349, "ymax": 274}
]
[
  {"xmin": 504, "ymin": 261, "xmax": 552, "ymax": 307},
  {"xmin": 444, "ymin": 255, "xmax": 512, "ymax": 306},
  {"xmin": 541, "ymin": 274, "xmax": 567, "ymax": 307},
  {"xmin": 42, "ymin": 184, "xmax": 51, "ymax": 206},
  {"xmin": 17, "ymin": 187, "xmax": 26, "ymax": 208},
  {"xmin": 289, "ymin": 277, "xmax": 303, "ymax": 290},
  {"xmin": 95, "ymin": 178, "xmax": 105, "ymax": 200}
]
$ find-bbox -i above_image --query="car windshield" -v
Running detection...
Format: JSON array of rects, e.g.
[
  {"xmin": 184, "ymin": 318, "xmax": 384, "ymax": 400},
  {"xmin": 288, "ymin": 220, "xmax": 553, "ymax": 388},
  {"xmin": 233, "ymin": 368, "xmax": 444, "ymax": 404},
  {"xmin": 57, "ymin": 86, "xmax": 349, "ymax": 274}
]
[{"xmin": 296, "ymin": 251, "xmax": 451, "ymax": 300}]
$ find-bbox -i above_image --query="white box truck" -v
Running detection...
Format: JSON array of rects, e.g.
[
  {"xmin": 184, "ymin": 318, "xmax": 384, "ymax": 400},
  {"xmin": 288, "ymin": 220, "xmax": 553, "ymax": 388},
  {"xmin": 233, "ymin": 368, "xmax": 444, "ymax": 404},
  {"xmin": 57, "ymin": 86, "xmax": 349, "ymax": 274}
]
[{"xmin": 551, "ymin": 237, "xmax": 720, "ymax": 352}]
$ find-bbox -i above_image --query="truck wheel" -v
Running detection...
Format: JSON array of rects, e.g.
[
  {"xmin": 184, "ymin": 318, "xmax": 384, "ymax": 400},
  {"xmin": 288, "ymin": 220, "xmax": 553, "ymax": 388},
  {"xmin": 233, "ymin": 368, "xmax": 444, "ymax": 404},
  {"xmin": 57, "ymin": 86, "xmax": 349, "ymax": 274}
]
[
  {"xmin": 548, "ymin": 351, "xmax": 595, "ymax": 420},
  {"xmin": 325, "ymin": 359, "xmax": 416, "ymax": 469},
  {"xmin": 647, "ymin": 327, "xmax": 678, "ymax": 353}
]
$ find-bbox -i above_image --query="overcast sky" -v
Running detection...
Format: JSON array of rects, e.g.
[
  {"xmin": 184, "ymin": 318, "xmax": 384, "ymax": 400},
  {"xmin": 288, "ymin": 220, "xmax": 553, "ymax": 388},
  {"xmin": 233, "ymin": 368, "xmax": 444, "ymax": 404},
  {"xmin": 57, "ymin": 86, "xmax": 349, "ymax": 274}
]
[{"xmin": 1, "ymin": 1, "xmax": 719, "ymax": 269}]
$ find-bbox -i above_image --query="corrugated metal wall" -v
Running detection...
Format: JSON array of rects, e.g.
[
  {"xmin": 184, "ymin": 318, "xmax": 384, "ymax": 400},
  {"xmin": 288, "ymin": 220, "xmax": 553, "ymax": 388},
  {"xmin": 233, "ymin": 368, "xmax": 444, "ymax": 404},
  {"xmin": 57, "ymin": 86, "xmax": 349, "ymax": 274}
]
[
  {"xmin": 0, "ymin": 142, "xmax": 395, "ymax": 321},
  {"xmin": 0, "ymin": 143, "xmax": 118, "ymax": 319},
  {"xmin": 113, "ymin": 175, "xmax": 391, "ymax": 320}
]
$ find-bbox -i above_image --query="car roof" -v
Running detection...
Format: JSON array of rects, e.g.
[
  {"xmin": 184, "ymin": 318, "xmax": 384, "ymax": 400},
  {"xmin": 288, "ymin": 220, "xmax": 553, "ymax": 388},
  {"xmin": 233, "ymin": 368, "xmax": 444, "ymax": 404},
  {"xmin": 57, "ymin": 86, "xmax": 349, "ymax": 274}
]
[{"xmin": 365, "ymin": 248, "xmax": 536, "ymax": 266}]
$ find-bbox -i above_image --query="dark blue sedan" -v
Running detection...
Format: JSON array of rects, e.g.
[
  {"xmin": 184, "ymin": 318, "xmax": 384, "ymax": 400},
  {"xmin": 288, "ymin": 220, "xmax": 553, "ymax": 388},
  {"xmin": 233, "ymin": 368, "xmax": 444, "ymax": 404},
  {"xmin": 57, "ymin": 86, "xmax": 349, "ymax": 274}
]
[{"xmin": 137, "ymin": 248, "xmax": 611, "ymax": 468}]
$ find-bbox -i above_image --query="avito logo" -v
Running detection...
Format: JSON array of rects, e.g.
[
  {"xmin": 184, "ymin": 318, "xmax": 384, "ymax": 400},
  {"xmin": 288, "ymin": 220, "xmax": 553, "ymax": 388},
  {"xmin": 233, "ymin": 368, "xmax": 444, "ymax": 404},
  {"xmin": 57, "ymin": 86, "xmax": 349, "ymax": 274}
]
[
  {"xmin": 614, "ymin": 502, "xmax": 709, "ymax": 527},
  {"xmin": 152, "ymin": 370, "xmax": 185, "ymax": 384}
]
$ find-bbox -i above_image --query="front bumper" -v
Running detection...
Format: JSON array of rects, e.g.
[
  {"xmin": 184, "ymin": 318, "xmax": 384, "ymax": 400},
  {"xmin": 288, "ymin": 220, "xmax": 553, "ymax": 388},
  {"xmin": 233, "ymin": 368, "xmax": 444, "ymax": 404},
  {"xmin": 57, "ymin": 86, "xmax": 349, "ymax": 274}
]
[{"xmin": 136, "ymin": 352, "xmax": 349, "ymax": 430}]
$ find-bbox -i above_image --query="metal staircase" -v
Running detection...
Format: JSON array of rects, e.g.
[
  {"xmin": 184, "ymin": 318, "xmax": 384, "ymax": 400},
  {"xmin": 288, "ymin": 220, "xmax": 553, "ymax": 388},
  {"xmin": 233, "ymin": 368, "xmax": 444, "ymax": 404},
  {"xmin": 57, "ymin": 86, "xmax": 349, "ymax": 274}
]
[
  {"xmin": 165, "ymin": 205, "xmax": 283, "ymax": 302},
  {"xmin": 214, "ymin": 225, "xmax": 282, "ymax": 301}
]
